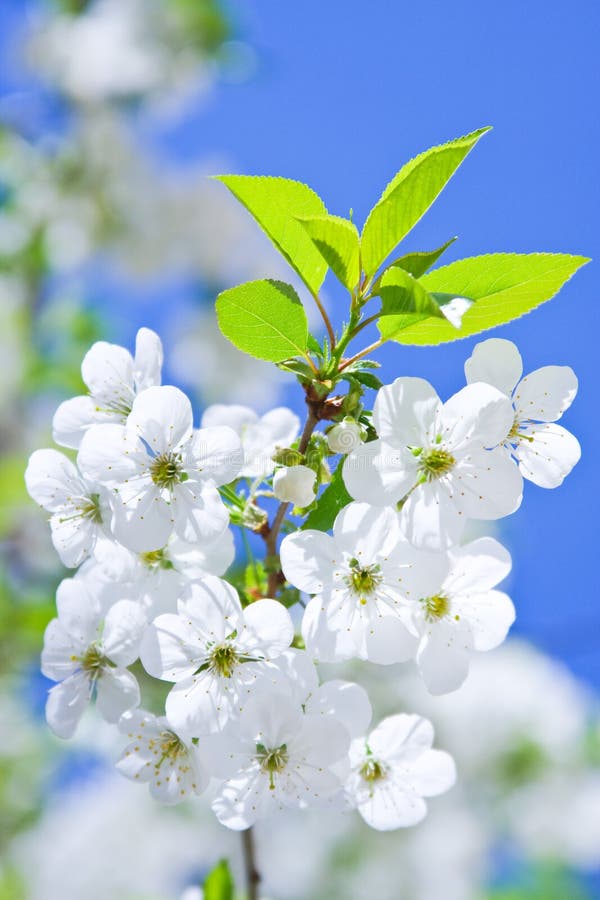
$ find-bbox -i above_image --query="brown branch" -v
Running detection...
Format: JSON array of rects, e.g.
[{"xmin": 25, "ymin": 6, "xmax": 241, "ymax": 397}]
[{"xmin": 241, "ymin": 827, "xmax": 260, "ymax": 900}]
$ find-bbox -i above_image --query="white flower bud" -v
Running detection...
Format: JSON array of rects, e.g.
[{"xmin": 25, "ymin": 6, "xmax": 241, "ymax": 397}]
[
  {"xmin": 273, "ymin": 465, "xmax": 316, "ymax": 507},
  {"xmin": 326, "ymin": 419, "xmax": 362, "ymax": 454}
]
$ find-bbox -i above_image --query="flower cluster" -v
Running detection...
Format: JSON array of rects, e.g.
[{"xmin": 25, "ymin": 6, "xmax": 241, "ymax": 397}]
[{"xmin": 26, "ymin": 330, "xmax": 579, "ymax": 833}]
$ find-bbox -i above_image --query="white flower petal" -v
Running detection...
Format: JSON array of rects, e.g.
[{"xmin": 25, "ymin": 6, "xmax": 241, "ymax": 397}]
[
  {"xmin": 238, "ymin": 690, "xmax": 303, "ymax": 747},
  {"xmin": 307, "ymin": 680, "xmax": 372, "ymax": 737},
  {"xmin": 373, "ymin": 377, "xmax": 440, "ymax": 447},
  {"xmin": 110, "ymin": 486, "xmax": 175, "ymax": 552},
  {"xmin": 416, "ymin": 620, "xmax": 473, "ymax": 695},
  {"xmin": 52, "ymin": 395, "xmax": 104, "ymax": 449},
  {"xmin": 201, "ymin": 404, "xmax": 257, "ymax": 432},
  {"xmin": 514, "ymin": 422, "xmax": 581, "ymax": 488},
  {"xmin": 272, "ymin": 465, "xmax": 316, "ymax": 507},
  {"xmin": 25, "ymin": 448, "xmax": 85, "ymax": 511},
  {"xmin": 173, "ymin": 483, "xmax": 230, "ymax": 544},
  {"xmin": 179, "ymin": 576, "xmax": 243, "ymax": 640},
  {"xmin": 440, "ymin": 382, "xmax": 514, "ymax": 450},
  {"xmin": 239, "ymin": 599, "xmax": 294, "ymax": 658},
  {"xmin": 212, "ymin": 769, "xmax": 270, "ymax": 830},
  {"xmin": 50, "ymin": 513, "xmax": 97, "ymax": 567},
  {"xmin": 357, "ymin": 778, "xmax": 427, "ymax": 831},
  {"xmin": 133, "ymin": 327, "xmax": 163, "ymax": 392},
  {"xmin": 369, "ymin": 714, "xmax": 434, "ymax": 759},
  {"xmin": 54, "ymin": 577, "xmax": 101, "ymax": 645},
  {"xmin": 280, "ymin": 530, "xmax": 338, "ymax": 594},
  {"xmin": 404, "ymin": 748, "xmax": 456, "ymax": 797},
  {"xmin": 399, "ymin": 481, "xmax": 465, "ymax": 550},
  {"xmin": 41, "ymin": 619, "xmax": 80, "ymax": 681},
  {"xmin": 455, "ymin": 589, "xmax": 515, "ymax": 652},
  {"xmin": 95, "ymin": 667, "xmax": 140, "ymax": 722},
  {"xmin": 453, "ymin": 447, "xmax": 523, "ymax": 520},
  {"xmin": 190, "ymin": 425, "xmax": 244, "ymax": 485},
  {"xmin": 166, "ymin": 673, "xmax": 231, "ymax": 734},
  {"xmin": 464, "ymin": 338, "xmax": 523, "ymax": 396},
  {"xmin": 343, "ymin": 439, "xmax": 417, "ymax": 505},
  {"xmin": 363, "ymin": 614, "xmax": 418, "ymax": 665},
  {"xmin": 445, "ymin": 537, "xmax": 512, "ymax": 594},
  {"xmin": 514, "ymin": 365, "xmax": 578, "ymax": 422},
  {"xmin": 333, "ymin": 502, "xmax": 401, "ymax": 561},
  {"xmin": 102, "ymin": 600, "xmax": 147, "ymax": 666},
  {"xmin": 45, "ymin": 671, "xmax": 91, "ymax": 738},
  {"xmin": 140, "ymin": 613, "xmax": 202, "ymax": 681},
  {"xmin": 128, "ymin": 386, "xmax": 193, "ymax": 454},
  {"xmin": 77, "ymin": 424, "xmax": 139, "ymax": 484},
  {"xmin": 81, "ymin": 340, "xmax": 134, "ymax": 408}
]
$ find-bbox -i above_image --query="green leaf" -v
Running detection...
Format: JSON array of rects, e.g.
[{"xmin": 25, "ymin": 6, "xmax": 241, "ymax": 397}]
[
  {"xmin": 296, "ymin": 214, "xmax": 360, "ymax": 290},
  {"xmin": 215, "ymin": 175, "xmax": 328, "ymax": 293},
  {"xmin": 388, "ymin": 236, "xmax": 457, "ymax": 278},
  {"xmin": 203, "ymin": 860, "xmax": 234, "ymax": 900},
  {"xmin": 386, "ymin": 252, "xmax": 589, "ymax": 345},
  {"xmin": 374, "ymin": 267, "xmax": 445, "ymax": 339},
  {"xmin": 216, "ymin": 279, "xmax": 309, "ymax": 362},
  {"xmin": 361, "ymin": 127, "xmax": 491, "ymax": 275},
  {"xmin": 303, "ymin": 461, "xmax": 352, "ymax": 532}
]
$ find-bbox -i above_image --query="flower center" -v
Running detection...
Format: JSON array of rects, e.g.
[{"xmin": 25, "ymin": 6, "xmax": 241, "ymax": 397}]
[
  {"xmin": 79, "ymin": 643, "xmax": 107, "ymax": 673},
  {"xmin": 419, "ymin": 446, "xmax": 456, "ymax": 480},
  {"xmin": 421, "ymin": 594, "xmax": 451, "ymax": 621},
  {"xmin": 79, "ymin": 493, "xmax": 103, "ymax": 524},
  {"xmin": 257, "ymin": 743, "xmax": 289, "ymax": 789},
  {"xmin": 209, "ymin": 642, "xmax": 239, "ymax": 678},
  {"xmin": 149, "ymin": 452, "xmax": 186, "ymax": 488},
  {"xmin": 507, "ymin": 416, "xmax": 535, "ymax": 444},
  {"xmin": 345, "ymin": 559, "xmax": 383, "ymax": 605},
  {"xmin": 153, "ymin": 730, "xmax": 187, "ymax": 769},
  {"xmin": 359, "ymin": 757, "xmax": 387, "ymax": 783},
  {"xmin": 139, "ymin": 548, "xmax": 174, "ymax": 570}
]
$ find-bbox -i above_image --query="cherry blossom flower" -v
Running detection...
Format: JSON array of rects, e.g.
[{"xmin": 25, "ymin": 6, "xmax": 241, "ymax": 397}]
[
  {"xmin": 346, "ymin": 714, "xmax": 456, "ymax": 831},
  {"xmin": 465, "ymin": 338, "xmax": 581, "ymax": 488},
  {"xmin": 273, "ymin": 464, "xmax": 317, "ymax": 507},
  {"xmin": 42, "ymin": 577, "xmax": 145, "ymax": 737},
  {"xmin": 77, "ymin": 385, "xmax": 243, "ymax": 552},
  {"xmin": 53, "ymin": 327, "xmax": 163, "ymax": 449},
  {"xmin": 206, "ymin": 689, "xmax": 351, "ymax": 830},
  {"xmin": 406, "ymin": 537, "xmax": 514, "ymax": 694},
  {"xmin": 280, "ymin": 502, "xmax": 445, "ymax": 664},
  {"xmin": 25, "ymin": 448, "xmax": 112, "ymax": 567},
  {"xmin": 140, "ymin": 576, "xmax": 294, "ymax": 734},
  {"xmin": 82, "ymin": 528, "xmax": 235, "ymax": 617},
  {"xmin": 201, "ymin": 404, "xmax": 300, "ymax": 478},
  {"xmin": 343, "ymin": 377, "xmax": 522, "ymax": 549},
  {"xmin": 116, "ymin": 709, "xmax": 208, "ymax": 805}
]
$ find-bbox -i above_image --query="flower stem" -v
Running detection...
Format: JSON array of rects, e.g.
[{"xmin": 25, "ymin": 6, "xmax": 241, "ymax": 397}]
[{"xmin": 242, "ymin": 827, "xmax": 260, "ymax": 900}]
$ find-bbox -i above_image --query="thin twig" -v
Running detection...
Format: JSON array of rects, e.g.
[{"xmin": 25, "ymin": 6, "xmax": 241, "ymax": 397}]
[
  {"xmin": 338, "ymin": 337, "xmax": 386, "ymax": 372},
  {"xmin": 241, "ymin": 827, "xmax": 260, "ymax": 900},
  {"xmin": 310, "ymin": 289, "xmax": 336, "ymax": 349}
]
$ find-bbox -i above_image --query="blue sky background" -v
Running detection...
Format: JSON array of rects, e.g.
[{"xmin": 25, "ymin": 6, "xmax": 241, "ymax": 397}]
[{"xmin": 1, "ymin": 0, "xmax": 599, "ymax": 684}]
